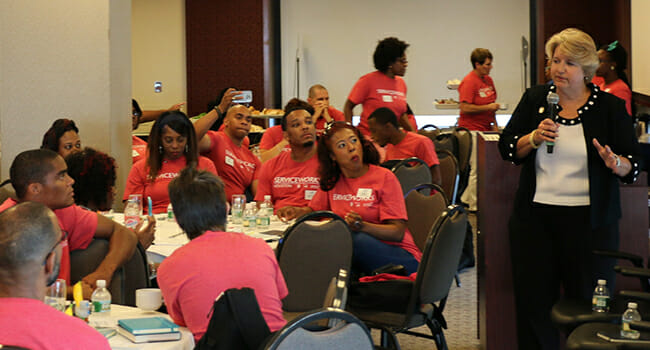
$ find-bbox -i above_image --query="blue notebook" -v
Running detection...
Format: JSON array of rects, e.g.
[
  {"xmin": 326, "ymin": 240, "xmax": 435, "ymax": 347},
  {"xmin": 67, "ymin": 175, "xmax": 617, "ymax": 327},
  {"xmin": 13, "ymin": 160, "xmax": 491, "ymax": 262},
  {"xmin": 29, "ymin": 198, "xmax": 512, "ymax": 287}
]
[{"xmin": 118, "ymin": 317, "xmax": 180, "ymax": 335}]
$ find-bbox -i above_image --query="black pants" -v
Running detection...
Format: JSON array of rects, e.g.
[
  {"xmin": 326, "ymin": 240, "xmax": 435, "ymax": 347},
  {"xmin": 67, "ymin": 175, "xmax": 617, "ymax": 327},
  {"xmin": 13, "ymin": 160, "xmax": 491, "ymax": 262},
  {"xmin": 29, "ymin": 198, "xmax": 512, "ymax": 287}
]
[{"xmin": 509, "ymin": 204, "xmax": 619, "ymax": 350}]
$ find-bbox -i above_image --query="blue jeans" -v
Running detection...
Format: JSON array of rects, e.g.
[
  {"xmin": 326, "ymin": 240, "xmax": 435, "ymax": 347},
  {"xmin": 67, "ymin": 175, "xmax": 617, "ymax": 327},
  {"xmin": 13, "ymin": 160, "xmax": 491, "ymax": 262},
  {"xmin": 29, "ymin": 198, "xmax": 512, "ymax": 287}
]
[{"xmin": 352, "ymin": 232, "xmax": 419, "ymax": 275}]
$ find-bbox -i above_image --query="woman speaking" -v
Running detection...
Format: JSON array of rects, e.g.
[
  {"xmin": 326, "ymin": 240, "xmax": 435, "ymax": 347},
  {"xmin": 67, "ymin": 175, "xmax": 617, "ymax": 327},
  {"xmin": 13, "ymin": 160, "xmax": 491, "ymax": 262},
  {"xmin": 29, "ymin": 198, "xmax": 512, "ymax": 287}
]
[{"xmin": 498, "ymin": 28, "xmax": 640, "ymax": 349}]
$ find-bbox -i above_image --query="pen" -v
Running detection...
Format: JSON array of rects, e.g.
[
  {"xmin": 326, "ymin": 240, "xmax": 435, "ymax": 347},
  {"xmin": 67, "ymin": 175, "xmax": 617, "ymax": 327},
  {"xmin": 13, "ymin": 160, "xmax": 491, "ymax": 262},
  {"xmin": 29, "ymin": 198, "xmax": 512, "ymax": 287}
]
[{"xmin": 147, "ymin": 196, "xmax": 153, "ymax": 216}]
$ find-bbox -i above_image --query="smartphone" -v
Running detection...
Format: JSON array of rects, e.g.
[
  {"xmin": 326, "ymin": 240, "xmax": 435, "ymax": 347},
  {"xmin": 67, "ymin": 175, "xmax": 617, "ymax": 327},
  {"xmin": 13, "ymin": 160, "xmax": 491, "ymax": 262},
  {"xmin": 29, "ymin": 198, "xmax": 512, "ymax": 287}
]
[{"xmin": 234, "ymin": 90, "xmax": 253, "ymax": 104}]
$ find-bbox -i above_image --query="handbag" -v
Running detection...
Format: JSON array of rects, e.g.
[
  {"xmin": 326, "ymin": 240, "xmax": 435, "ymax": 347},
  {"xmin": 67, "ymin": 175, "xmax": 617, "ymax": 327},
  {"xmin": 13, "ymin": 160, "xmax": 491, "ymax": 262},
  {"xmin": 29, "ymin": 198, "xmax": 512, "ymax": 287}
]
[{"xmin": 194, "ymin": 287, "xmax": 271, "ymax": 350}]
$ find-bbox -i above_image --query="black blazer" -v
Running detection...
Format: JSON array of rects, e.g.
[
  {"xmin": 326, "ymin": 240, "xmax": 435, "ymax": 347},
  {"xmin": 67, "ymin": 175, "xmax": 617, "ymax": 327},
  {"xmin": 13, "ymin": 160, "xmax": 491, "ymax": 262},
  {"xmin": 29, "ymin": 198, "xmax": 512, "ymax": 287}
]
[{"xmin": 498, "ymin": 84, "xmax": 640, "ymax": 228}]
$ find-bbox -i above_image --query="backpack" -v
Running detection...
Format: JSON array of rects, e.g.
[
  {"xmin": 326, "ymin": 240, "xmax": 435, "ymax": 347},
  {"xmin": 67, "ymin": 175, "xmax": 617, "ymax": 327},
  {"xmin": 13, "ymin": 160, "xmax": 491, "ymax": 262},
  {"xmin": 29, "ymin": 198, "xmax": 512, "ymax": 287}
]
[{"xmin": 194, "ymin": 287, "xmax": 271, "ymax": 350}]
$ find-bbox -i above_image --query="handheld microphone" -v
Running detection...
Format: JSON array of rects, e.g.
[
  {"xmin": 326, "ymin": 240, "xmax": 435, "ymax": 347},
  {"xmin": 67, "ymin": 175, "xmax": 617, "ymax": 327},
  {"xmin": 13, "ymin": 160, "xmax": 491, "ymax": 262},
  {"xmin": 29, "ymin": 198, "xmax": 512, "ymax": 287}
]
[{"xmin": 546, "ymin": 92, "xmax": 559, "ymax": 153}]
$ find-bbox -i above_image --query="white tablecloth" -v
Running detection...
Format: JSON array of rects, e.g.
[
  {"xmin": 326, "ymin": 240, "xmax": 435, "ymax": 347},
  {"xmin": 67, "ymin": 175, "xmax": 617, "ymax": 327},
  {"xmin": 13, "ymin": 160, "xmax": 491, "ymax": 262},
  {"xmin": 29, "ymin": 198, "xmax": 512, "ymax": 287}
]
[
  {"xmin": 100, "ymin": 304, "xmax": 194, "ymax": 350},
  {"xmin": 109, "ymin": 213, "xmax": 291, "ymax": 263}
]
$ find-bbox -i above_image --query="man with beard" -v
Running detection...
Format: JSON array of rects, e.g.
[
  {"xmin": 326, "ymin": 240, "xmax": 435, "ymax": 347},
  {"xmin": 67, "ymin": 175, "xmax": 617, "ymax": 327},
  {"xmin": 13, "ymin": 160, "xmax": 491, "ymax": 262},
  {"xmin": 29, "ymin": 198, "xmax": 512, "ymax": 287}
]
[
  {"xmin": 0, "ymin": 149, "xmax": 137, "ymax": 299},
  {"xmin": 0, "ymin": 202, "xmax": 110, "ymax": 349},
  {"xmin": 255, "ymin": 101, "xmax": 321, "ymax": 221}
]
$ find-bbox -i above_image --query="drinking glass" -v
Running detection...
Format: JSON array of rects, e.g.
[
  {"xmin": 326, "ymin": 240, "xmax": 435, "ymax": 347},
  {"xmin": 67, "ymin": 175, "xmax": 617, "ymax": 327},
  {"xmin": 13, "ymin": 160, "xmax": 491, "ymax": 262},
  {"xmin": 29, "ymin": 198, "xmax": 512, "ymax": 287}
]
[
  {"xmin": 44, "ymin": 279, "xmax": 67, "ymax": 312},
  {"xmin": 231, "ymin": 195, "xmax": 246, "ymax": 224}
]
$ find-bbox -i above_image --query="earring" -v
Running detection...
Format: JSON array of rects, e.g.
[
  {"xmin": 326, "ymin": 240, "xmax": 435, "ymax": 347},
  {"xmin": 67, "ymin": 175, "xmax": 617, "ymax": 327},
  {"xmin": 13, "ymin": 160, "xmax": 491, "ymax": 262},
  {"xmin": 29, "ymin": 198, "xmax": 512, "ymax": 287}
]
[
  {"xmin": 185, "ymin": 144, "xmax": 188, "ymax": 153},
  {"xmin": 159, "ymin": 145, "xmax": 163, "ymax": 154},
  {"xmin": 610, "ymin": 66, "xmax": 615, "ymax": 70}
]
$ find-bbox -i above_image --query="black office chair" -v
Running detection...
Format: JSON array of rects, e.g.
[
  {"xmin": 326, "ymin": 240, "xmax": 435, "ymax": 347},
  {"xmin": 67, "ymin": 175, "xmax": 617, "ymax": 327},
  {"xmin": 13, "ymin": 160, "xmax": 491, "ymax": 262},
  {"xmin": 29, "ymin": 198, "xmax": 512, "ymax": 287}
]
[
  {"xmin": 348, "ymin": 205, "xmax": 468, "ymax": 350},
  {"xmin": 436, "ymin": 150, "xmax": 460, "ymax": 204},
  {"xmin": 276, "ymin": 211, "xmax": 353, "ymax": 318},
  {"xmin": 386, "ymin": 157, "xmax": 432, "ymax": 196},
  {"xmin": 263, "ymin": 308, "xmax": 374, "ymax": 350}
]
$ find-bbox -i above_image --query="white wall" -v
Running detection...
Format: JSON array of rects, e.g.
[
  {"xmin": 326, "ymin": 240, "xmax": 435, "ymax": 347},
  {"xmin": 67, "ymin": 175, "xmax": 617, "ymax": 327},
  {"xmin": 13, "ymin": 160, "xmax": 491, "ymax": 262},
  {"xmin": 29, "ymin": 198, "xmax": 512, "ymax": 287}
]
[
  {"xmin": 632, "ymin": 0, "xmax": 650, "ymax": 95},
  {"xmin": 132, "ymin": 0, "xmax": 186, "ymax": 112},
  {"xmin": 0, "ymin": 0, "xmax": 131, "ymax": 202},
  {"xmin": 280, "ymin": 0, "xmax": 530, "ymax": 116}
]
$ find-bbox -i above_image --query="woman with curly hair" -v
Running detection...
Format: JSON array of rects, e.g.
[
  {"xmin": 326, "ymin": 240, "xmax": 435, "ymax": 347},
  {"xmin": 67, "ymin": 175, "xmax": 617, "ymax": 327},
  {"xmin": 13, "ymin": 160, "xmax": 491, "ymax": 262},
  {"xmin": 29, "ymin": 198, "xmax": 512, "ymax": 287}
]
[
  {"xmin": 289, "ymin": 122, "xmax": 421, "ymax": 275},
  {"xmin": 41, "ymin": 118, "xmax": 82, "ymax": 159},
  {"xmin": 344, "ymin": 37, "xmax": 410, "ymax": 136},
  {"xmin": 124, "ymin": 111, "xmax": 218, "ymax": 214},
  {"xmin": 66, "ymin": 148, "xmax": 156, "ymax": 249}
]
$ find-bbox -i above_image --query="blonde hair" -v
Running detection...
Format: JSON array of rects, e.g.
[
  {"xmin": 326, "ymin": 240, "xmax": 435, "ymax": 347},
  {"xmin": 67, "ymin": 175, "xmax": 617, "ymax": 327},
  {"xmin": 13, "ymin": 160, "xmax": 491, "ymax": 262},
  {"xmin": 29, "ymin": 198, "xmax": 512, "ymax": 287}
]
[{"xmin": 545, "ymin": 28, "xmax": 598, "ymax": 81}]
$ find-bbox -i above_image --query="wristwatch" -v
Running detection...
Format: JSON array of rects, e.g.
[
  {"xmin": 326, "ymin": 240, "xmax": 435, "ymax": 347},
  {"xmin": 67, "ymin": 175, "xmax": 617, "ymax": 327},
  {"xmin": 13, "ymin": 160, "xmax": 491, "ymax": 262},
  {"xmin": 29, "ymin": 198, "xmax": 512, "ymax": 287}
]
[{"xmin": 614, "ymin": 154, "xmax": 621, "ymax": 168}]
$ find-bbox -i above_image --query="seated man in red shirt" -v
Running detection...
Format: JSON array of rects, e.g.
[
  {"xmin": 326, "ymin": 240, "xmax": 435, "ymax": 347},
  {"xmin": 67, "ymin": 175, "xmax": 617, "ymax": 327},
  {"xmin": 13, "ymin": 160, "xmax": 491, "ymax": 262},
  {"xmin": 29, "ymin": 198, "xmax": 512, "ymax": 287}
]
[
  {"xmin": 195, "ymin": 104, "xmax": 261, "ymax": 201},
  {"xmin": 158, "ymin": 167, "xmax": 288, "ymax": 343},
  {"xmin": 0, "ymin": 149, "xmax": 137, "ymax": 299},
  {"xmin": 307, "ymin": 84, "xmax": 345, "ymax": 135},
  {"xmin": 368, "ymin": 107, "xmax": 441, "ymax": 186},
  {"xmin": 255, "ymin": 102, "xmax": 320, "ymax": 220},
  {"xmin": 0, "ymin": 202, "xmax": 111, "ymax": 349}
]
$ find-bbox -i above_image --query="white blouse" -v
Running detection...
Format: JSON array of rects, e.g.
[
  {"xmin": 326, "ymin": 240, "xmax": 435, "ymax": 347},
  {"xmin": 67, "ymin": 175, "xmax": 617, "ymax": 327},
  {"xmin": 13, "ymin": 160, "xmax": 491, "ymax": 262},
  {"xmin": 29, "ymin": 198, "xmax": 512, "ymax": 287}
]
[{"xmin": 534, "ymin": 116, "xmax": 590, "ymax": 206}]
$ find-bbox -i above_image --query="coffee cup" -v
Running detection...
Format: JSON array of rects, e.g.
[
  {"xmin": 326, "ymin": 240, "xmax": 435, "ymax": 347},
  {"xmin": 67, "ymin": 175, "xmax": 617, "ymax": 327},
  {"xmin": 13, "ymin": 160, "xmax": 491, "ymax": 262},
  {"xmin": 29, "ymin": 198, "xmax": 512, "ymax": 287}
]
[{"xmin": 136, "ymin": 288, "xmax": 162, "ymax": 312}]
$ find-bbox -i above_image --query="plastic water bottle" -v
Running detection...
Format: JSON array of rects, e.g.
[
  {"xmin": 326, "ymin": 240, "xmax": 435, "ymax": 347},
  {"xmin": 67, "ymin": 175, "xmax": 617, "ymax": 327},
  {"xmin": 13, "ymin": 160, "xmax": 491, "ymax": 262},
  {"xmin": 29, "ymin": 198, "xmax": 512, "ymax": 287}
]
[
  {"xmin": 621, "ymin": 302, "xmax": 641, "ymax": 339},
  {"xmin": 257, "ymin": 196, "xmax": 273, "ymax": 228},
  {"xmin": 167, "ymin": 203, "xmax": 174, "ymax": 221},
  {"xmin": 124, "ymin": 199, "xmax": 141, "ymax": 229},
  {"xmin": 592, "ymin": 279, "xmax": 610, "ymax": 313},
  {"xmin": 243, "ymin": 202, "xmax": 257, "ymax": 230},
  {"xmin": 91, "ymin": 280, "xmax": 112, "ymax": 321}
]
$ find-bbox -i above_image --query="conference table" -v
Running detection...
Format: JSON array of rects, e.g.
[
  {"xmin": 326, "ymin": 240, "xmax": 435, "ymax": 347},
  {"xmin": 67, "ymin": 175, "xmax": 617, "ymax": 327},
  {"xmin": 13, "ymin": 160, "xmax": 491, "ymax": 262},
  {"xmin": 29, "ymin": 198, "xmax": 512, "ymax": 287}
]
[{"xmin": 109, "ymin": 213, "xmax": 291, "ymax": 263}]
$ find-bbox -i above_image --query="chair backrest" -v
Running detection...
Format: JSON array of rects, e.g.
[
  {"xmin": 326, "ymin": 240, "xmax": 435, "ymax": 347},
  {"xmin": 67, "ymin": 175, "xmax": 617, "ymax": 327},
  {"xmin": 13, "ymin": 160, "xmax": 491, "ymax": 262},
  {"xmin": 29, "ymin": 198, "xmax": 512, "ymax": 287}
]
[
  {"xmin": 436, "ymin": 150, "xmax": 460, "ymax": 204},
  {"xmin": 404, "ymin": 184, "xmax": 449, "ymax": 251},
  {"xmin": 414, "ymin": 205, "xmax": 468, "ymax": 305},
  {"xmin": 418, "ymin": 124, "xmax": 440, "ymax": 142},
  {"xmin": 70, "ymin": 239, "xmax": 149, "ymax": 306},
  {"xmin": 276, "ymin": 211, "xmax": 353, "ymax": 312},
  {"xmin": 433, "ymin": 132, "xmax": 459, "ymax": 158},
  {"xmin": 264, "ymin": 308, "xmax": 374, "ymax": 350},
  {"xmin": 390, "ymin": 157, "xmax": 432, "ymax": 195},
  {"xmin": 453, "ymin": 127, "xmax": 472, "ymax": 176}
]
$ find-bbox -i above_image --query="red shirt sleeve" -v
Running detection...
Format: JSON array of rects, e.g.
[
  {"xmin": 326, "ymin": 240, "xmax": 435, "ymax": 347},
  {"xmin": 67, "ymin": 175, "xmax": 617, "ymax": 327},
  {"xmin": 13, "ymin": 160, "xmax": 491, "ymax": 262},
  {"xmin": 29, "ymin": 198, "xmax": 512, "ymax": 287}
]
[
  {"xmin": 254, "ymin": 159, "xmax": 274, "ymax": 202},
  {"xmin": 123, "ymin": 159, "xmax": 147, "ymax": 201},
  {"xmin": 347, "ymin": 75, "xmax": 370, "ymax": 105},
  {"xmin": 419, "ymin": 136, "xmax": 439, "ymax": 166},
  {"xmin": 56, "ymin": 205, "xmax": 98, "ymax": 251},
  {"xmin": 378, "ymin": 171, "xmax": 408, "ymax": 222},
  {"xmin": 328, "ymin": 106, "xmax": 345, "ymax": 121},
  {"xmin": 308, "ymin": 189, "xmax": 329, "ymax": 212},
  {"xmin": 458, "ymin": 74, "xmax": 479, "ymax": 104}
]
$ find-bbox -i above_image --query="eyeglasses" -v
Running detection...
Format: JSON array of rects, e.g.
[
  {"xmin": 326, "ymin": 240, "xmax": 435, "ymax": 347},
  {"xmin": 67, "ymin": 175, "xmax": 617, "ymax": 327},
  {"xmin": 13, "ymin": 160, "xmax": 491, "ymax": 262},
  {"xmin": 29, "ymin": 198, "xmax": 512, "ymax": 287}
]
[
  {"xmin": 323, "ymin": 121, "xmax": 352, "ymax": 137},
  {"xmin": 44, "ymin": 230, "xmax": 68, "ymax": 260}
]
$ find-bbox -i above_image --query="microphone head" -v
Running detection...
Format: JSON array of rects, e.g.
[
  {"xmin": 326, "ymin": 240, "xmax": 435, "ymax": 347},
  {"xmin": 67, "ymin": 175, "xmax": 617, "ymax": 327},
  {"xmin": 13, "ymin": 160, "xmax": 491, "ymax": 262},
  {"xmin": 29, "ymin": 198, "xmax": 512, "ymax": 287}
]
[{"xmin": 547, "ymin": 92, "xmax": 559, "ymax": 105}]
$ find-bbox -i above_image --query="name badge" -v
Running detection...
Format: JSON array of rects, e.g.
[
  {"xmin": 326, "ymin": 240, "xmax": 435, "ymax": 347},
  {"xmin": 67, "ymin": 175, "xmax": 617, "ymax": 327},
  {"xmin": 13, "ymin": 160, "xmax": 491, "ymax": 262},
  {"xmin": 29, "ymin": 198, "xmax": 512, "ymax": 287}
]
[
  {"xmin": 225, "ymin": 156, "xmax": 235, "ymax": 167},
  {"xmin": 382, "ymin": 95, "xmax": 393, "ymax": 103},
  {"xmin": 304, "ymin": 190, "xmax": 316, "ymax": 201},
  {"xmin": 479, "ymin": 91, "xmax": 487, "ymax": 98},
  {"xmin": 356, "ymin": 188, "xmax": 372, "ymax": 200},
  {"xmin": 132, "ymin": 150, "xmax": 140, "ymax": 157}
]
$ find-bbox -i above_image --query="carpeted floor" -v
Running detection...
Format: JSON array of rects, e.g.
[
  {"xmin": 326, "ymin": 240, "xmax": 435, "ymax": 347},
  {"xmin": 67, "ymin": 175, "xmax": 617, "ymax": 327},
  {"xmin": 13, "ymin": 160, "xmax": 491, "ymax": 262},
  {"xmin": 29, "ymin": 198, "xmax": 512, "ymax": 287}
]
[{"xmin": 370, "ymin": 213, "xmax": 480, "ymax": 349}]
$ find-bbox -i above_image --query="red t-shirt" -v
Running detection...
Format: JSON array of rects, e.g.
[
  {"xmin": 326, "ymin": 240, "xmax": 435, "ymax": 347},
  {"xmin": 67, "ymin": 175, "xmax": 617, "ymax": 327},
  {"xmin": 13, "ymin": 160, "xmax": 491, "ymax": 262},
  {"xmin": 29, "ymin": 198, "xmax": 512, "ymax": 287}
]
[
  {"xmin": 348, "ymin": 71, "xmax": 408, "ymax": 136},
  {"xmin": 202, "ymin": 131, "xmax": 261, "ymax": 201},
  {"xmin": 315, "ymin": 106, "xmax": 346, "ymax": 135},
  {"xmin": 124, "ymin": 156, "xmax": 218, "ymax": 214},
  {"xmin": 157, "ymin": 231, "xmax": 288, "ymax": 343},
  {"xmin": 457, "ymin": 70, "xmax": 497, "ymax": 131},
  {"xmin": 592, "ymin": 76, "xmax": 632, "ymax": 116},
  {"xmin": 385, "ymin": 132, "xmax": 439, "ymax": 167},
  {"xmin": 308, "ymin": 165, "xmax": 422, "ymax": 260},
  {"xmin": 0, "ymin": 199, "xmax": 97, "ymax": 285},
  {"xmin": 259, "ymin": 125, "xmax": 286, "ymax": 151},
  {"xmin": 254, "ymin": 150, "xmax": 320, "ymax": 210},
  {"xmin": 132, "ymin": 135, "xmax": 147, "ymax": 164},
  {"xmin": 0, "ymin": 298, "xmax": 110, "ymax": 350}
]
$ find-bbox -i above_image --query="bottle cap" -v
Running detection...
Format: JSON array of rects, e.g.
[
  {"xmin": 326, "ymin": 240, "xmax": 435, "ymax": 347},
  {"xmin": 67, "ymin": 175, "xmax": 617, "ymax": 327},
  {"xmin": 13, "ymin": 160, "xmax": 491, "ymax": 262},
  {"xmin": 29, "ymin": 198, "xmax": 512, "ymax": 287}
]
[
  {"xmin": 97, "ymin": 280, "xmax": 106, "ymax": 288},
  {"xmin": 597, "ymin": 279, "xmax": 607, "ymax": 285},
  {"xmin": 629, "ymin": 302, "xmax": 638, "ymax": 309}
]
